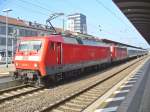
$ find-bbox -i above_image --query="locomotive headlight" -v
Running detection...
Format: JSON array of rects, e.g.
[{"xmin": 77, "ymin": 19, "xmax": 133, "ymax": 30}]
[
  {"xmin": 16, "ymin": 63, "xmax": 18, "ymax": 66},
  {"xmin": 34, "ymin": 63, "xmax": 38, "ymax": 68}
]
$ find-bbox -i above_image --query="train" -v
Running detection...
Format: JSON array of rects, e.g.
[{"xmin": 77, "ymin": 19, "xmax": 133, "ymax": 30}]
[{"xmin": 13, "ymin": 34, "xmax": 148, "ymax": 85}]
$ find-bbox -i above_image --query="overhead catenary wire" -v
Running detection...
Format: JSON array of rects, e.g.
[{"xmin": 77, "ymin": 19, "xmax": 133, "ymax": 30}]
[
  {"xmin": 61, "ymin": 0, "xmax": 129, "ymax": 37},
  {"xmin": 18, "ymin": 0, "xmax": 125, "ymax": 35},
  {"xmin": 95, "ymin": 0, "xmax": 147, "ymax": 47},
  {"xmin": 17, "ymin": 0, "xmax": 53, "ymax": 13},
  {"xmin": 3, "ymin": 1, "xmax": 60, "ymax": 32},
  {"xmin": 95, "ymin": 0, "xmax": 130, "ymax": 28},
  {"xmin": 17, "ymin": 0, "xmax": 124, "ymax": 31},
  {"xmin": 17, "ymin": 3, "xmax": 47, "ymax": 16},
  {"xmin": 16, "ymin": 0, "xmax": 63, "ymax": 20},
  {"xmin": 11, "ymin": 0, "xmax": 131, "ymax": 38}
]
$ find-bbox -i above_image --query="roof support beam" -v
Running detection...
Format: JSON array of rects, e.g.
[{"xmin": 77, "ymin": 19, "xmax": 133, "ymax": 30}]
[{"xmin": 113, "ymin": 0, "xmax": 150, "ymax": 44}]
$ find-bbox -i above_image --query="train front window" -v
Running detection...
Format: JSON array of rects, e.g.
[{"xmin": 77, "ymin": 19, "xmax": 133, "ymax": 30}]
[{"xmin": 19, "ymin": 40, "xmax": 42, "ymax": 51}]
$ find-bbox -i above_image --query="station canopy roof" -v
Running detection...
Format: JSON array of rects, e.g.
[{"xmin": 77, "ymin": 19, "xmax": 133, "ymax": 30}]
[{"xmin": 113, "ymin": 0, "xmax": 150, "ymax": 44}]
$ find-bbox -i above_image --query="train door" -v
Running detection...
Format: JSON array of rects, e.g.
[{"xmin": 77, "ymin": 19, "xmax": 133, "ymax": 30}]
[{"xmin": 56, "ymin": 42, "xmax": 62, "ymax": 64}]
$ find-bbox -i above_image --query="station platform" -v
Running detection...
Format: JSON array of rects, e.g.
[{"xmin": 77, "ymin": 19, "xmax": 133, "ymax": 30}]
[
  {"xmin": 118, "ymin": 58, "xmax": 150, "ymax": 112},
  {"xmin": 0, "ymin": 64, "xmax": 21, "ymax": 90},
  {"xmin": 0, "ymin": 64, "xmax": 15, "ymax": 77},
  {"xmin": 93, "ymin": 57, "xmax": 150, "ymax": 112}
]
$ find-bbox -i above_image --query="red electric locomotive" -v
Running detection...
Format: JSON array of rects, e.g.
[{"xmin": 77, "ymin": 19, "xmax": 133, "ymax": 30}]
[{"xmin": 14, "ymin": 34, "xmax": 111, "ymax": 84}]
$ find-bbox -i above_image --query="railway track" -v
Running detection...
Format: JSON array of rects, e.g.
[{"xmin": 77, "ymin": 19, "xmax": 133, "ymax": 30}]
[
  {"xmin": 39, "ymin": 57, "xmax": 147, "ymax": 112},
  {"xmin": 0, "ymin": 84, "xmax": 44, "ymax": 104},
  {"xmin": 0, "ymin": 56, "xmax": 147, "ymax": 112}
]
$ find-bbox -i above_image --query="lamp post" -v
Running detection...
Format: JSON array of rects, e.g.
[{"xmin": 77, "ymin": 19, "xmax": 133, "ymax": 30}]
[
  {"xmin": 2, "ymin": 8, "xmax": 12, "ymax": 68},
  {"xmin": 11, "ymin": 29, "xmax": 18, "ymax": 63}
]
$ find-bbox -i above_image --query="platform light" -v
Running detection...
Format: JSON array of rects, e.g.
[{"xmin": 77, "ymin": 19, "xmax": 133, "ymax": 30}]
[{"xmin": 2, "ymin": 8, "xmax": 12, "ymax": 68}]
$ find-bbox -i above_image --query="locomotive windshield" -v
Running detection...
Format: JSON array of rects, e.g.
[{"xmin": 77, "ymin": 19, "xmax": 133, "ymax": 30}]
[{"xmin": 19, "ymin": 40, "xmax": 42, "ymax": 51}]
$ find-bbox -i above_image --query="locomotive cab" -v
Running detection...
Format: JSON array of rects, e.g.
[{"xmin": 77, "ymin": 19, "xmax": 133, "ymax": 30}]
[
  {"xmin": 14, "ymin": 35, "xmax": 64, "ymax": 85},
  {"xmin": 14, "ymin": 38, "xmax": 44, "ymax": 84}
]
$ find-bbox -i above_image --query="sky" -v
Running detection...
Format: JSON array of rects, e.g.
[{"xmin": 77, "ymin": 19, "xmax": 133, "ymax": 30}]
[{"xmin": 0, "ymin": 0, "xmax": 149, "ymax": 48}]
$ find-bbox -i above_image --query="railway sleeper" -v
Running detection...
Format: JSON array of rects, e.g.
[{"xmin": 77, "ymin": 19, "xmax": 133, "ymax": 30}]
[
  {"xmin": 70, "ymin": 99, "xmax": 90, "ymax": 105},
  {"xmin": 79, "ymin": 95, "xmax": 97, "ymax": 99},
  {"xmin": 87, "ymin": 90, "xmax": 102, "ymax": 93},
  {"xmin": 59, "ymin": 105, "xmax": 81, "ymax": 112},
  {"xmin": 52, "ymin": 109, "xmax": 64, "ymax": 112},
  {"xmin": 64, "ymin": 104, "xmax": 84, "ymax": 110},
  {"xmin": 83, "ymin": 92, "xmax": 100, "ymax": 97},
  {"xmin": 65, "ymin": 102, "xmax": 87, "ymax": 107},
  {"xmin": 75, "ymin": 97, "xmax": 94, "ymax": 102}
]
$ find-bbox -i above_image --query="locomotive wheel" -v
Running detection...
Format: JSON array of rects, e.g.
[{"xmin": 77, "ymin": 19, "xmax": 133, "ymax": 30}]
[
  {"xmin": 34, "ymin": 76, "xmax": 43, "ymax": 87},
  {"xmin": 55, "ymin": 73, "xmax": 63, "ymax": 82},
  {"xmin": 41, "ymin": 75, "xmax": 53, "ymax": 87}
]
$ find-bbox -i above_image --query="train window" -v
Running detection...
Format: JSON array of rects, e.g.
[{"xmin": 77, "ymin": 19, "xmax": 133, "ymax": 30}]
[
  {"xmin": 50, "ymin": 42, "xmax": 55, "ymax": 50},
  {"xmin": 63, "ymin": 37, "xmax": 78, "ymax": 44},
  {"xmin": 19, "ymin": 40, "xmax": 42, "ymax": 51},
  {"xmin": 82, "ymin": 39, "xmax": 99, "ymax": 46}
]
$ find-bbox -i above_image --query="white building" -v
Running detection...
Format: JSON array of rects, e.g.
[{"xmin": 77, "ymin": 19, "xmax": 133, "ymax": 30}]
[{"xmin": 67, "ymin": 13, "xmax": 87, "ymax": 34}]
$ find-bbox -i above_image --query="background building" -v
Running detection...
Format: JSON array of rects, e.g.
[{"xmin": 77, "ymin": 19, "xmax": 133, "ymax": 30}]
[
  {"xmin": 67, "ymin": 13, "xmax": 87, "ymax": 34},
  {"xmin": 0, "ymin": 15, "xmax": 53, "ymax": 57}
]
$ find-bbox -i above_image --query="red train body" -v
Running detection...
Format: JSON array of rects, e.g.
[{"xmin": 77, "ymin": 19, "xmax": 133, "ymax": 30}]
[
  {"xmin": 110, "ymin": 45, "xmax": 127, "ymax": 61},
  {"xmin": 14, "ymin": 35, "xmax": 112, "ymax": 83},
  {"xmin": 14, "ymin": 34, "xmax": 144, "ymax": 84}
]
